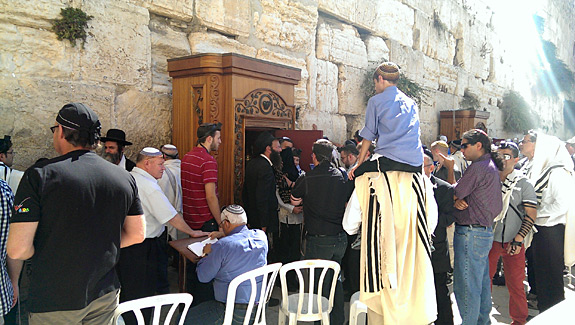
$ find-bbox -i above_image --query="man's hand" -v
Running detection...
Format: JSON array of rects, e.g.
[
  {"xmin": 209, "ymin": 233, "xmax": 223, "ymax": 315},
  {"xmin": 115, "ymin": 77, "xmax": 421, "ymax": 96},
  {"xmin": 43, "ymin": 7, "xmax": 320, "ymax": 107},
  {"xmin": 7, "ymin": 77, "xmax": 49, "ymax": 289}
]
[
  {"xmin": 202, "ymin": 244, "xmax": 212, "ymax": 256},
  {"xmin": 454, "ymin": 198, "xmax": 468, "ymax": 210},
  {"xmin": 190, "ymin": 230, "xmax": 210, "ymax": 238},
  {"xmin": 348, "ymin": 164, "xmax": 359, "ymax": 180},
  {"xmin": 209, "ymin": 231, "xmax": 225, "ymax": 240},
  {"xmin": 292, "ymin": 206, "xmax": 303, "ymax": 214},
  {"xmin": 438, "ymin": 153, "xmax": 454, "ymax": 170},
  {"xmin": 506, "ymin": 235, "xmax": 524, "ymax": 255}
]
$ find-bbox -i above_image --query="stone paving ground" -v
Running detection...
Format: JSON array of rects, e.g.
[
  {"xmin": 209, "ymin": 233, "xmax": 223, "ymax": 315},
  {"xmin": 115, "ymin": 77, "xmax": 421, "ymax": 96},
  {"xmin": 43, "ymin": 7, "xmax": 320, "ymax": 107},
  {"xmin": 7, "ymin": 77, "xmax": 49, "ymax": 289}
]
[{"xmin": 167, "ymin": 265, "xmax": 575, "ymax": 324}]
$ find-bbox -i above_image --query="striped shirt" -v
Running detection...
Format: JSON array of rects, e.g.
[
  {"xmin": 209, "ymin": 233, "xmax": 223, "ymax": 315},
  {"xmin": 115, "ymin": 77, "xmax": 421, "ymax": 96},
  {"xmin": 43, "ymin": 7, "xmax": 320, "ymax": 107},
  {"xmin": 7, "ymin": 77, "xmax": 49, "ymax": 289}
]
[
  {"xmin": 182, "ymin": 146, "xmax": 218, "ymax": 229},
  {"xmin": 0, "ymin": 180, "xmax": 14, "ymax": 315}
]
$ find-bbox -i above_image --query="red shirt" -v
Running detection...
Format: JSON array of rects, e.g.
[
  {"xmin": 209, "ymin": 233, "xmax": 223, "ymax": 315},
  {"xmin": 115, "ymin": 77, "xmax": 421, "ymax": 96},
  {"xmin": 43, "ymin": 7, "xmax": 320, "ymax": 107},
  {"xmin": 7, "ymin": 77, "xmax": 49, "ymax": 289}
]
[{"xmin": 182, "ymin": 146, "xmax": 218, "ymax": 229}]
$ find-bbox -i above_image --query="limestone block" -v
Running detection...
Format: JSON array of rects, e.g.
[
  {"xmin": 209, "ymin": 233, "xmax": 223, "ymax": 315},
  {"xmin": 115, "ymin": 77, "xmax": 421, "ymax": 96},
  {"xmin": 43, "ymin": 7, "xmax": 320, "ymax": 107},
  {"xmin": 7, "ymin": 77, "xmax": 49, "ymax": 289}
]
[
  {"xmin": 422, "ymin": 55, "xmax": 440, "ymax": 90},
  {"xmin": 298, "ymin": 110, "xmax": 347, "ymax": 145},
  {"xmin": 0, "ymin": 76, "xmax": 115, "ymax": 169},
  {"xmin": 437, "ymin": 62, "xmax": 458, "ymax": 94},
  {"xmin": 399, "ymin": 0, "xmax": 433, "ymax": 16},
  {"xmin": 413, "ymin": 10, "xmax": 456, "ymax": 64},
  {"xmin": 134, "ymin": 0, "xmax": 194, "ymax": 21},
  {"xmin": 454, "ymin": 68, "xmax": 469, "ymax": 97},
  {"xmin": 0, "ymin": 0, "xmax": 63, "ymax": 30},
  {"xmin": 81, "ymin": 0, "xmax": 151, "ymax": 90},
  {"xmin": 386, "ymin": 39, "xmax": 424, "ymax": 84},
  {"xmin": 315, "ymin": 59, "xmax": 338, "ymax": 113},
  {"xmin": 150, "ymin": 18, "xmax": 191, "ymax": 92},
  {"xmin": 345, "ymin": 115, "xmax": 365, "ymax": 138},
  {"xmin": 316, "ymin": 19, "xmax": 368, "ymax": 69},
  {"xmin": 374, "ymin": 0, "xmax": 414, "ymax": 47},
  {"xmin": 188, "ymin": 31, "xmax": 256, "ymax": 57},
  {"xmin": 365, "ymin": 36, "xmax": 389, "ymax": 63},
  {"xmin": 194, "ymin": 0, "xmax": 250, "ymax": 37},
  {"xmin": 256, "ymin": 48, "xmax": 308, "ymax": 106},
  {"xmin": 0, "ymin": 22, "xmax": 79, "ymax": 80},
  {"xmin": 338, "ymin": 65, "xmax": 368, "ymax": 115},
  {"xmin": 115, "ymin": 89, "xmax": 172, "ymax": 157},
  {"xmin": 254, "ymin": 0, "xmax": 318, "ymax": 53},
  {"xmin": 306, "ymin": 52, "xmax": 318, "ymax": 109},
  {"xmin": 317, "ymin": 0, "xmax": 379, "ymax": 34}
]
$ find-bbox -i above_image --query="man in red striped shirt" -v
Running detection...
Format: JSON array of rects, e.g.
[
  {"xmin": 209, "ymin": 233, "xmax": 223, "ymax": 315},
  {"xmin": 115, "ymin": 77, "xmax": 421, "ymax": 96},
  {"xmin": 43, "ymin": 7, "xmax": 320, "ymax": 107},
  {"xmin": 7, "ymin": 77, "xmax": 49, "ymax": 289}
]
[{"xmin": 182, "ymin": 123, "xmax": 223, "ymax": 232}]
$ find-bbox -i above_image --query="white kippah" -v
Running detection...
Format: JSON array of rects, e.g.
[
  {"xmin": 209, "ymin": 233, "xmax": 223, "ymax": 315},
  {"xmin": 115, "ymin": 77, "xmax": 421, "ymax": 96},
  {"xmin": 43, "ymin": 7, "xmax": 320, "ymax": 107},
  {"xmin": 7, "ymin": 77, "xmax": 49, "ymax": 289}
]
[
  {"xmin": 161, "ymin": 144, "xmax": 178, "ymax": 155},
  {"xmin": 140, "ymin": 147, "xmax": 162, "ymax": 157}
]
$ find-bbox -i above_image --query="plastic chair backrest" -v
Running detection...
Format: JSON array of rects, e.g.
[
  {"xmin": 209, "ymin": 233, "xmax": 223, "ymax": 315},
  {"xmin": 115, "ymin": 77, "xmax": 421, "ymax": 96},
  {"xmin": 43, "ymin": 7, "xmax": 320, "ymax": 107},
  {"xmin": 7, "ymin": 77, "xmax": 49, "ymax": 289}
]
[
  {"xmin": 112, "ymin": 293, "xmax": 193, "ymax": 325},
  {"xmin": 279, "ymin": 259, "xmax": 341, "ymax": 320},
  {"xmin": 224, "ymin": 262, "xmax": 282, "ymax": 325}
]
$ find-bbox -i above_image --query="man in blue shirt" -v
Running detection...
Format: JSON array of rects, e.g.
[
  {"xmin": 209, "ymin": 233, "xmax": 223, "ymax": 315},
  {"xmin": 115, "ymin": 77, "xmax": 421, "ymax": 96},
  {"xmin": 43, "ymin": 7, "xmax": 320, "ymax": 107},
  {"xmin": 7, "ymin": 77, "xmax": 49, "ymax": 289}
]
[
  {"xmin": 184, "ymin": 205, "xmax": 268, "ymax": 325},
  {"xmin": 350, "ymin": 61, "xmax": 423, "ymax": 179}
]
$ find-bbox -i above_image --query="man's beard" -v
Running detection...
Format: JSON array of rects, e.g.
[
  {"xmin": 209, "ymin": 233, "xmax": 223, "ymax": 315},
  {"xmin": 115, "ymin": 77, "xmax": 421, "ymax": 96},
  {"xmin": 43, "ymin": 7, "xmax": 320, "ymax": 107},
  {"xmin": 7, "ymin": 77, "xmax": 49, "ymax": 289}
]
[
  {"xmin": 270, "ymin": 150, "xmax": 282, "ymax": 167},
  {"xmin": 102, "ymin": 151, "xmax": 122, "ymax": 165}
]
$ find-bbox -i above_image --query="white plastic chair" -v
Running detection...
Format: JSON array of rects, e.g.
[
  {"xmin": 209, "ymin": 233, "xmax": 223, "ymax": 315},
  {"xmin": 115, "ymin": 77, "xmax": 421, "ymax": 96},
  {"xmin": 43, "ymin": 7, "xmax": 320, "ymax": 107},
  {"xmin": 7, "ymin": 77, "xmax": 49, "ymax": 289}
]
[
  {"xmin": 349, "ymin": 291, "xmax": 367, "ymax": 325},
  {"xmin": 223, "ymin": 262, "xmax": 282, "ymax": 325},
  {"xmin": 278, "ymin": 259, "xmax": 341, "ymax": 324},
  {"xmin": 112, "ymin": 293, "xmax": 193, "ymax": 325}
]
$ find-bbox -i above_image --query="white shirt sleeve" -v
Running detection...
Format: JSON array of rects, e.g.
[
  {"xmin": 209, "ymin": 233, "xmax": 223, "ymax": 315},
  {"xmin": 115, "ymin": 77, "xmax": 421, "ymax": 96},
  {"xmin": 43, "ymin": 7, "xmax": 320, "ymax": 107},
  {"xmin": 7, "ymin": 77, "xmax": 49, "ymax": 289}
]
[
  {"xmin": 343, "ymin": 190, "xmax": 362, "ymax": 235},
  {"xmin": 537, "ymin": 168, "xmax": 573, "ymax": 226}
]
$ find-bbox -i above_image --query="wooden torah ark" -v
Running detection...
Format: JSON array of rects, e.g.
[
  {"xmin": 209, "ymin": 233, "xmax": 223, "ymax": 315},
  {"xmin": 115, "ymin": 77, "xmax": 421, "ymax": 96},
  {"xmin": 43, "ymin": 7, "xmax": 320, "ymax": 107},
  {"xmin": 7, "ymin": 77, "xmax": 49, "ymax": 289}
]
[
  {"xmin": 440, "ymin": 109, "xmax": 490, "ymax": 141},
  {"xmin": 167, "ymin": 53, "xmax": 301, "ymax": 206}
]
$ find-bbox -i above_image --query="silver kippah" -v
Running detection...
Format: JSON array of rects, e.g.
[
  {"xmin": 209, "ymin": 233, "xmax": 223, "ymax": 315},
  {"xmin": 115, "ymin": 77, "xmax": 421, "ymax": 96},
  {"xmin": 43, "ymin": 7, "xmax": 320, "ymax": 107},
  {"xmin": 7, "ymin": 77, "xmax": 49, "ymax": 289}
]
[{"xmin": 140, "ymin": 147, "xmax": 162, "ymax": 157}]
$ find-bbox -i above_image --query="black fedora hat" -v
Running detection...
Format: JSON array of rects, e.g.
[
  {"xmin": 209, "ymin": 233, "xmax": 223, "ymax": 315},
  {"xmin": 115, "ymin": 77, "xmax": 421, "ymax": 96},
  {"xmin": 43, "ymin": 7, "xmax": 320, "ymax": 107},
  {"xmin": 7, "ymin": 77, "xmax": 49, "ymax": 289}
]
[{"xmin": 100, "ymin": 129, "xmax": 132, "ymax": 146}]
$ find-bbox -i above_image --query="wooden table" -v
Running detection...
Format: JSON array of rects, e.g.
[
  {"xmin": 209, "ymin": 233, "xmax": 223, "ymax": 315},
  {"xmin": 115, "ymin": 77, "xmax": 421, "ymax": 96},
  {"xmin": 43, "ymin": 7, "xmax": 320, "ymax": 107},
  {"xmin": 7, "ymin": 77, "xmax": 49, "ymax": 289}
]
[{"xmin": 169, "ymin": 236, "xmax": 208, "ymax": 293}]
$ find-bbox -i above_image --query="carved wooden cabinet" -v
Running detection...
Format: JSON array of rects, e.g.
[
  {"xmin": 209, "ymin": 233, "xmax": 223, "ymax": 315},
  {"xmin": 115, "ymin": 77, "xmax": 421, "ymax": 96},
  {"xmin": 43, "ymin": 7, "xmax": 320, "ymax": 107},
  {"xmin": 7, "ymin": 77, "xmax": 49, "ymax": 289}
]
[
  {"xmin": 168, "ymin": 53, "xmax": 301, "ymax": 206},
  {"xmin": 440, "ymin": 109, "xmax": 491, "ymax": 141}
]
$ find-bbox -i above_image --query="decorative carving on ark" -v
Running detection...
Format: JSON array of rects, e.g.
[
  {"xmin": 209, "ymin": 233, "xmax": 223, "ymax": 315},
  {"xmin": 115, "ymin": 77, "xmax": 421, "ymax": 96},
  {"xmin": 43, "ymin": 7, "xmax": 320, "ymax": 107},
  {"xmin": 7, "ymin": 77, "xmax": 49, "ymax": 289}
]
[
  {"xmin": 233, "ymin": 113, "xmax": 245, "ymax": 204},
  {"xmin": 191, "ymin": 86, "xmax": 204, "ymax": 125},
  {"xmin": 209, "ymin": 75, "xmax": 220, "ymax": 121},
  {"xmin": 235, "ymin": 89, "xmax": 293, "ymax": 119}
]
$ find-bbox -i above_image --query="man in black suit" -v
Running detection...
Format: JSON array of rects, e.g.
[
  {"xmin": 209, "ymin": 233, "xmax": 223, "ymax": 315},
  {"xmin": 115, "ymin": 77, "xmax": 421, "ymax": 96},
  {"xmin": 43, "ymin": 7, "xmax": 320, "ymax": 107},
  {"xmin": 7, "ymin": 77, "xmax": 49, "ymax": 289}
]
[
  {"xmin": 100, "ymin": 128, "xmax": 136, "ymax": 171},
  {"xmin": 424, "ymin": 149, "xmax": 455, "ymax": 325},
  {"xmin": 243, "ymin": 132, "xmax": 281, "ymax": 235}
]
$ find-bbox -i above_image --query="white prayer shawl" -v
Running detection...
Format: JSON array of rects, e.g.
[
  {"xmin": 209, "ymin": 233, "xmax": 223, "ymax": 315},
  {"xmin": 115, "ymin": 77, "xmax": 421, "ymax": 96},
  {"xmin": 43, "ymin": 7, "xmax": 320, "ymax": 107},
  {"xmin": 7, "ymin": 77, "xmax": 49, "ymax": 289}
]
[
  {"xmin": 356, "ymin": 171, "xmax": 438, "ymax": 324},
  {"xmin": 525, "ymin": 133, "xmax": 575, "ymax": 266},
  {"xmin": 494, "ymin": 169, "xmax": 524, "ymax": 224}
]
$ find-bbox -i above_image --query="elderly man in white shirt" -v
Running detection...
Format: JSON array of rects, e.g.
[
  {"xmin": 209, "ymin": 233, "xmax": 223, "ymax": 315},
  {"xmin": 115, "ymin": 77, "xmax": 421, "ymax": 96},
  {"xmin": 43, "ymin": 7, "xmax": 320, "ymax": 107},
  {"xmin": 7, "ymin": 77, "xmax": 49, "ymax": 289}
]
[{"xmin": 117, "ymin": 147, "xmax": 208, "ymax": 323}]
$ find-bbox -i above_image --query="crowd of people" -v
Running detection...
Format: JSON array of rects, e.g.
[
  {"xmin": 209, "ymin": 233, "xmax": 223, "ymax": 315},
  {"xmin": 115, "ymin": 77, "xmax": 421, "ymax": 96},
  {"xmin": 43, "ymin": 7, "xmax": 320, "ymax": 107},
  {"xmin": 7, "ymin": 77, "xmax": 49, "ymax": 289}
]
[{"xmin": 0, "ymin": 61, "xmax": 574, "ymax": 325}]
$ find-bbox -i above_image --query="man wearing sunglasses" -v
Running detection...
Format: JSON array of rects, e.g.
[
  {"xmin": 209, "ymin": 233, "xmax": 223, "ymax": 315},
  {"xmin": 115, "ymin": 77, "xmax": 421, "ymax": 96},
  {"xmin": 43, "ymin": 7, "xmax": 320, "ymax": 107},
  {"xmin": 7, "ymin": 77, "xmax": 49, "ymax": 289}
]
[
  {"xmin": 0, "ymin": 136, "xmax": 23, "ymax": 192},
  {"xmin": 488, "ymin": 141, "xmax": 537, "ymax": 324}
]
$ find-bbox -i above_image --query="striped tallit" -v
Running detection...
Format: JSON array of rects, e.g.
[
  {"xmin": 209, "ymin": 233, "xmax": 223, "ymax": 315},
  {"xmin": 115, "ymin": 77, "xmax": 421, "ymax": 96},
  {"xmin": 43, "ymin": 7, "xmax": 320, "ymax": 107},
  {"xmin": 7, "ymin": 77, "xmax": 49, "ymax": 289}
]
[{"xmin": 356, "ymin": 171, "xmax": 438, "ymax": 324}]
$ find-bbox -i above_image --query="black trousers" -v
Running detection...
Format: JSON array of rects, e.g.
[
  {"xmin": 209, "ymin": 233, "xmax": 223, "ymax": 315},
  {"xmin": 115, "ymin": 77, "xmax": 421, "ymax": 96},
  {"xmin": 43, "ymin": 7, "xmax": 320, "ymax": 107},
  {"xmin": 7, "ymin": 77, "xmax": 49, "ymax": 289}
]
[
  {"xmin": 525, "ymin": 246, "xmax": 537, "ymax": 295},
  {"xmin": 434, "ymin": 272, "xmax": 454, "ymax": 325},
  {"xmin": 532, "ymin": 224, "xmax": 565, "ymax": 312},
  {"xmin": 342, "ymin": 234, "xmax": 360, "ymax": 296},
  {"xmin": 117, "ymin": 237, "xmax": 161, "ymax": 324}
]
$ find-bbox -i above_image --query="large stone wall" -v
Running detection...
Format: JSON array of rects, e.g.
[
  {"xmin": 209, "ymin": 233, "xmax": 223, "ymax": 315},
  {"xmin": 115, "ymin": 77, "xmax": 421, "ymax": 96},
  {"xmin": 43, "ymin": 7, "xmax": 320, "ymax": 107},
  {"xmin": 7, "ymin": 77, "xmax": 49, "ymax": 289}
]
[{"xmin": 1, "ymin": 0, "xmax": 574, "ymax": 170}]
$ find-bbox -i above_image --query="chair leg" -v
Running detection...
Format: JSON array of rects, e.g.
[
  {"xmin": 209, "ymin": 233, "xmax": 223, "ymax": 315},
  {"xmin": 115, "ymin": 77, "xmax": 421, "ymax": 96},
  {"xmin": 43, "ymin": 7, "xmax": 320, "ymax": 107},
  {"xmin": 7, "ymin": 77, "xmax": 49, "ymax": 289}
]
[
  {"xmin": 278, "ymin": 309, "xmax": 286, "ymax": 325},
  {"xmin": 321, "ymin": 312, "xmax": 330, "ymax": 325},
  {"xmin": 288, "ymin": 313, "xmax": 298, "ymax": 325},
  {"xmin": 350, "ymin": 303, "xmax": 357, "ymax": 325}
]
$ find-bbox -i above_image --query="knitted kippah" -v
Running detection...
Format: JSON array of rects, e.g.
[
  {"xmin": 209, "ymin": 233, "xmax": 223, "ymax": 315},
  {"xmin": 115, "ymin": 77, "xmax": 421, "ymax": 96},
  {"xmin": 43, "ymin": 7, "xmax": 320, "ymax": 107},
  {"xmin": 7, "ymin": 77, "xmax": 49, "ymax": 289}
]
[
  {"xmin": 139, "ymin": 147, "xmax": 162, "ymax": 157},
  {"xmin": 375, "ymin": 62, "xmax": 400, "ymax": 81},
  {"xmin": 224, "ymin": 205, "xmax": 245, "ymax": 215}
]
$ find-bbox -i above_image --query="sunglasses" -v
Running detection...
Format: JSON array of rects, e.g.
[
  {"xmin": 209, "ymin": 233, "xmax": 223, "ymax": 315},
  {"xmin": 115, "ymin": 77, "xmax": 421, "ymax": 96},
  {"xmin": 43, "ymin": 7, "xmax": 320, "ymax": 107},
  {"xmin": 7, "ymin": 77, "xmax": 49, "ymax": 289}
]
[{"xmin": 461, "ymin": 142, "xmax": 474, "ymax": 149}]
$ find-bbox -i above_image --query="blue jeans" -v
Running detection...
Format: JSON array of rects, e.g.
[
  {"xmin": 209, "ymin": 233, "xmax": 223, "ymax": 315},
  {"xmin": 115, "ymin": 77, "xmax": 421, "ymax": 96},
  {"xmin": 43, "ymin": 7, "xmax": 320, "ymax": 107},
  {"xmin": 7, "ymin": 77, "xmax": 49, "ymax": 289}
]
[
  {"xmin": 304, "ymin": 232, "xmax": 347, "ymax": 325},
  {"xmin": 453, "ymin": 225, "xmax": 493, "ymax": 325},
  {"xmin": 183, "ymin": 300, "xmax": 255, "ymax": 325}
]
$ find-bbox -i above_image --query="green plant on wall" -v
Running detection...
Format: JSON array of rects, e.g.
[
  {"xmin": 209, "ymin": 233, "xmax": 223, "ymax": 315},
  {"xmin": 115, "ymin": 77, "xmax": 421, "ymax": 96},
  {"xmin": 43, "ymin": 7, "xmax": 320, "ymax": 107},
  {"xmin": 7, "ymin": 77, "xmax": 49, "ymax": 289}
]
[
  {"xmin": 362, "ymin": 65, "xmax": 428, "ymax": 105},
  {"xmin": 460, "ymin": 88, "xmax": 480, "ymax": 110},
  {"xmin": 500, "ymin": 90, "xmax": 538, "ymax": 133},
  {"xmin": 52, "ymin": 7, "xmax": 93, "ymax": 48}
]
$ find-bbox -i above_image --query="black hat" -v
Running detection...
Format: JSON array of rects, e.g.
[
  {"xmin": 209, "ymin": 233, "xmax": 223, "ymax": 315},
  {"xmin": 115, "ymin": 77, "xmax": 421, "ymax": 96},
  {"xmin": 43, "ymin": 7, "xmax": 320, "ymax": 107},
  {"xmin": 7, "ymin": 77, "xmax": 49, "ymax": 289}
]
[
  {"xmin": 0, "ymin": 135, "xmax": 12, "ymax": 154},
  {"xmin": 423, "ymin": 148, "xmax": 434, "ymax": 161},
  {"xmin": 57, "ymin": 103, "xmax": 101, "ymax": 145},
  {"xmin": 100, "ymin": 129, "xmax": 132, "ymax": 146},
  {"xmin": 197, "ymin": 122, "xmax": 222, "ymax": 139}
]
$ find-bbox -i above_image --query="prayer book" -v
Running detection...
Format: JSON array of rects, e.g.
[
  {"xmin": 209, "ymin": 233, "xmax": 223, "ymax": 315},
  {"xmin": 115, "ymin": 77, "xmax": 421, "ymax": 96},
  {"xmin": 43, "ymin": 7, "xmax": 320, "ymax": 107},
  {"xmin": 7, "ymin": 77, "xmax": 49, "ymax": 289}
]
[{"xmin": 187, "ymin": 238, "xmax": 218, "ymax": 257}]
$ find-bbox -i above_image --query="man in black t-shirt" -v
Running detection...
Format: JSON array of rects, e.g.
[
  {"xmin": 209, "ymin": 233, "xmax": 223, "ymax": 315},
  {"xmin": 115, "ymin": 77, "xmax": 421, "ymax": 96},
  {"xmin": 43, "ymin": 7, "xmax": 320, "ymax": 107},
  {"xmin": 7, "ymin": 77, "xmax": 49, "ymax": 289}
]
[
  {"xmin": 290, "ymin": 139, "xmax": 354, "ymax": 325},
  {"xmin": 7, "ymin": 103, "xmax": 145, "ymax": 324}
]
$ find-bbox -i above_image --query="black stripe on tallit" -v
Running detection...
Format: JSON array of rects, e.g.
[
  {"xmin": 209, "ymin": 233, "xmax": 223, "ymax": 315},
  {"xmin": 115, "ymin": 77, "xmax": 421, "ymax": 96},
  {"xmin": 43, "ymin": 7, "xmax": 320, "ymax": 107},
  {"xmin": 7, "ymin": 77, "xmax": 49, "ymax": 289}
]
[
  {"xmin": 365, "ymin": 187, "xmax": 377, "ymax": 293},
  {"xmin": 413, "ymin": 176, "xmax": 432, "ymax": 260},
  {"xmin": 383, "ymin": 172, "xmax": 393, "ymax": 205}
]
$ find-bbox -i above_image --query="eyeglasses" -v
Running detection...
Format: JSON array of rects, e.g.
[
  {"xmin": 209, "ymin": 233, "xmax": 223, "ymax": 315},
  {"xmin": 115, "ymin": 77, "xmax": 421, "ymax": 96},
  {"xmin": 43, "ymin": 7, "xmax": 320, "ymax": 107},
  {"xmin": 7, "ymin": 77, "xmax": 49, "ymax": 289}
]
[
  {"xmin": 424, "ymin": 163, "xmax": 434, "ymax": 167},
  {"xmin": 50, "ymin": 125, "xmax": 58, "ymax": 133},
  {"xmin": 461, "ymin": 142, "xmax": 474, "ymax": 149},
  {"xmin": 218, "ymin": 219, "xmax": 228, "ymax": 228},
  {"xmin": 502, "ymin": 154, "xmax": 512, "ymax": 160}
]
